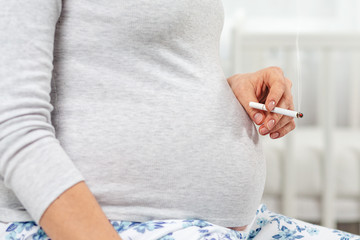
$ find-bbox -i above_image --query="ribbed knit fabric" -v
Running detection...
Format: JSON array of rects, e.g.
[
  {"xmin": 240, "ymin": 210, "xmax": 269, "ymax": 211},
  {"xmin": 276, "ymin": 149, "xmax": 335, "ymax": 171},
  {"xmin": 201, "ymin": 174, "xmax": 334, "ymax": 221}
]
[{"xmin": 0, "ymin": 0, "xmax": 265, "ymax": 226}]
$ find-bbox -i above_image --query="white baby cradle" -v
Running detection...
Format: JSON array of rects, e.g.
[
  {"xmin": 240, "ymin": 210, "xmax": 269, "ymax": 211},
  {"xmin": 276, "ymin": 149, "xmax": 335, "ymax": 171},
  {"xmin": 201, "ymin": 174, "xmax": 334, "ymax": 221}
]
[{"xmin": 230, "ymin": 25, "xmax": 360, "ymax": 229}]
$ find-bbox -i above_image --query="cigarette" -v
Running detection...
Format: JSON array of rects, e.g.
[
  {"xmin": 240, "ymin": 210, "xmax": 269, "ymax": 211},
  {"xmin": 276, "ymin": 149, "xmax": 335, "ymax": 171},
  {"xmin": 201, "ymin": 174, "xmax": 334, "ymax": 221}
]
[{"xmin": 249, "ymin": 102, "xmax": 303, "ymax": 118}]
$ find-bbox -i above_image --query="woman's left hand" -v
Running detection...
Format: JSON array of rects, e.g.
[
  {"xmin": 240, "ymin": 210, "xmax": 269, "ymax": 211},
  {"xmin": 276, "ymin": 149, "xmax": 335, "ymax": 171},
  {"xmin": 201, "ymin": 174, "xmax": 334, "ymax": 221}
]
[{"xmin": 227, "ymin": 66, "xmax": 296, "ymax": 139}]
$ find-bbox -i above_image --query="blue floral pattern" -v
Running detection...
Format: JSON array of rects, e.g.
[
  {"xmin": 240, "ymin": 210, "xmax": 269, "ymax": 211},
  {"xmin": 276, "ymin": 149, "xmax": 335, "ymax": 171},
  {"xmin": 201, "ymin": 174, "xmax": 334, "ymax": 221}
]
[
  {"xmin": 133, "ymin": 221, "xmax": 167, "ymax": 233},
  {"xmin": 2, "ymin": 204, "xmax": 360, "ymax": 240},
  {"xmin": 246, "ymin": 205, "xmax": 360, "ymax": 240}
]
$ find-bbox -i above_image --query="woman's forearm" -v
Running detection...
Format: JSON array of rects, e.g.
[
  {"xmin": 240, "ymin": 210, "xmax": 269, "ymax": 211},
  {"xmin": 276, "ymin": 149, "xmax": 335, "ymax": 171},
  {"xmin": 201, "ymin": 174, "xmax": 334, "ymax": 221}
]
[{"xmin": 39, "ymin": 181, "xmax": 122, "ymax": 240}]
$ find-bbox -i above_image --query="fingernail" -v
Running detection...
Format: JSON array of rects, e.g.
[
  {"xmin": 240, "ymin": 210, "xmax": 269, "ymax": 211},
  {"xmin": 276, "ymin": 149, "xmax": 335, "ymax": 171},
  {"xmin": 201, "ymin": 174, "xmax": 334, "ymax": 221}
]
[
  {"xmin": 270, "ymin": 132, "xmax": 280, "ymax": 139},
  {"xmin": 260, "ymin": 128, "xmax": 269, "ymax": 135},
  {"xmin": 254, "ymin": 113, "xmax": 263, "ymax": 124},
  {"xmin": 267, "ymin": 119, "xmax": 275, "ymax": 130},
  {"xmin": 268, "ymin": 101, "xmax": 276, "ymax": 111}
]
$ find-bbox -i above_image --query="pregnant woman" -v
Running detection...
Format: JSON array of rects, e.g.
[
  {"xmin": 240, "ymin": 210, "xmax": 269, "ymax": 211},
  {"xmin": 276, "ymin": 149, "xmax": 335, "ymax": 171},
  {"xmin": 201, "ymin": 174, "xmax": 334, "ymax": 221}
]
[{"xmin": 1, "ymin": 1, "xmax": 359, "ymax": 239}]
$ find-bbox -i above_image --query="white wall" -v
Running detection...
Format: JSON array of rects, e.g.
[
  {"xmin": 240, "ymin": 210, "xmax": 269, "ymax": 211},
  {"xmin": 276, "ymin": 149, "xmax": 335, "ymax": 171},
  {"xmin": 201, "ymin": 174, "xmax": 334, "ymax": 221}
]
[
  {"xmin": 220, "ymin": 0, "xmax": 360, "ymax": 76},
  {"xmin": 221, "ymin": 0, "xmax": 360, "ymax": 31}
]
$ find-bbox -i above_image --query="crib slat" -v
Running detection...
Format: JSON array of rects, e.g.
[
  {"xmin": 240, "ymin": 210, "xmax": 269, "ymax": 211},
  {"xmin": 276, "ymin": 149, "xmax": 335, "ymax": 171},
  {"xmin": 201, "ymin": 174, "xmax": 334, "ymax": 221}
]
[
  {"xmin": 350, "ymin": 51, "xmax": 360, "ymax": 128},
  {"xmin": 280, "ymin": 48, "xmax": 298, "ymax": 217},
  {"xmin": 320, "ymin": 48, "xmax": 337, "ymax": 228}
]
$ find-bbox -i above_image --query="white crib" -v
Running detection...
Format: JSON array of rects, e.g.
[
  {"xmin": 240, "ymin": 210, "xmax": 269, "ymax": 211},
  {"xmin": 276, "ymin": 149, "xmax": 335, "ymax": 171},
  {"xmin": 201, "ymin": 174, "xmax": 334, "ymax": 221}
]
[{"xmin": 231, "ymin": 27, "xmax": 360, "ymax": 228}]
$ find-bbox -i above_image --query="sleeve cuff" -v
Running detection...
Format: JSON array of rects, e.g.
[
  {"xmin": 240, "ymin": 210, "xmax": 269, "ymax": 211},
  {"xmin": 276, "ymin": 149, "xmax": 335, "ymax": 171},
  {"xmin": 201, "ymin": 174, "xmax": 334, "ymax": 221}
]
[{"xmin": 5, "ymin": 133, "xmax": 85, "ymax": 224}]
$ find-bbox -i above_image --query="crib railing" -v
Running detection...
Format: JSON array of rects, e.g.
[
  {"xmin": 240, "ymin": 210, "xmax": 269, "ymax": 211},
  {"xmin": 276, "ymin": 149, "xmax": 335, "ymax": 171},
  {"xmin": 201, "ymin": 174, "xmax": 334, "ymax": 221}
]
[{"xmin": 231, "ymin": 28, "xmax": 360, "ymax": 228}]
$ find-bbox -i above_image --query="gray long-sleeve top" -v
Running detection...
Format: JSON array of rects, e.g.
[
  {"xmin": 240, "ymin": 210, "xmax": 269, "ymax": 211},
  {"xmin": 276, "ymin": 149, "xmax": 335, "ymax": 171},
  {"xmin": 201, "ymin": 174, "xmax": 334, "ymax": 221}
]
[{"xmin": 0, "ymin": 0, "xmax": 265, "ymax": 226}]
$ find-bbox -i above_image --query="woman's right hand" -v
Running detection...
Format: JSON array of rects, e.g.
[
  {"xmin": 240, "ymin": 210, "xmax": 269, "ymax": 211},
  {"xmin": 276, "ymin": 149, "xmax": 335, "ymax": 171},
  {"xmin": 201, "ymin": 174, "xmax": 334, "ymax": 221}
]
[{"xmin": 40, "ymin": 181, "xmax": 123, "ymax": 240}]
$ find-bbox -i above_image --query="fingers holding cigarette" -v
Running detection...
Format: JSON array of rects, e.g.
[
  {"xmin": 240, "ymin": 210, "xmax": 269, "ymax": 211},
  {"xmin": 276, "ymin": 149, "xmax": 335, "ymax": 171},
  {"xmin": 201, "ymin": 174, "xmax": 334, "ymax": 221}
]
[
  {"xmin": 250, "ymin": 101, "xmax": 302, "ymax": 139},
  {"xmin": 249, "ymin": 102, "xmax": 303, "ymax": 118}
]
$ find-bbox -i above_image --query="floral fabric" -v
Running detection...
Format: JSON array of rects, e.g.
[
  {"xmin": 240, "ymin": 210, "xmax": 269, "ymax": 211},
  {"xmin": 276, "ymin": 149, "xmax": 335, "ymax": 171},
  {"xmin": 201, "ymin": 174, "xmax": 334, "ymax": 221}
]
[{"xmin": 1, "ymin": 204, "xmax": 359, "ymax": 240}]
